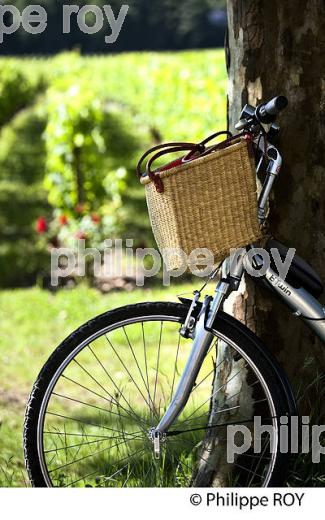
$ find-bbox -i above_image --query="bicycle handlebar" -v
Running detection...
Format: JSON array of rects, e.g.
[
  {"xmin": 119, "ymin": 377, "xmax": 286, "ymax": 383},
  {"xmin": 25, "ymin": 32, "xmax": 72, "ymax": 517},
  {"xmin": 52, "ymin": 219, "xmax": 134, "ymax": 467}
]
[{"xmin": 256, "ymin": 96, "xmax": 288, "ymax": 124}]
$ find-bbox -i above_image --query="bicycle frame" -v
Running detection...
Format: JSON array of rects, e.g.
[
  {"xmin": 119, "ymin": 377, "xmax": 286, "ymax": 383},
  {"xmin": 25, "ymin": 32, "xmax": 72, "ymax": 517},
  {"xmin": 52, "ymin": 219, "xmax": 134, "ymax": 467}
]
[
  {"xmin": 153, "ymin": 134, "xmax": 325, "ymax": 441},
  {"xmin": 261, "ymin": 262, "xmax": 325, "ymax": 339}
]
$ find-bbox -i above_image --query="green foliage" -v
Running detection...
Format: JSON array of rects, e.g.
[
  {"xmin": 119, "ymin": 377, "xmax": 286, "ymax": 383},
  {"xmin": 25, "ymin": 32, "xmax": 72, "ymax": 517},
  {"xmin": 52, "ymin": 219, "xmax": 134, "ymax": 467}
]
[
  {"xmin": 0, "ymin": 182, "xmax": 49, "ymax": 287},
  {"xmin": 0, "ymin": 105, "xmax": 47, "ymax": 183},
  {"xmin": 39, "ymin": 50, "xmax": 227, "ymax": 250},
  {"xmin": 42, "ymin": 53, "xmax": 151, "ymax": 245},
  {"xmin": 1, "ymin": 50, "xmax": 227, "ymax": 144},
  {"xmin": 0, "ymin": 50, "xmax": 227, "ymax": 286},
  {"xmin": 82, "ymin": 51, "xmax": 228, "ymax": 142},
  {"xmin": 44, "ymin": 62, "xmax": 146, "ymax": 212},
  {"xmin": 0, "ymin": 61, "xmax": 45, "ymax": 128},
  {"xmin": 0, "ymin": 107, "xmax": 50, "ymax": 287}
]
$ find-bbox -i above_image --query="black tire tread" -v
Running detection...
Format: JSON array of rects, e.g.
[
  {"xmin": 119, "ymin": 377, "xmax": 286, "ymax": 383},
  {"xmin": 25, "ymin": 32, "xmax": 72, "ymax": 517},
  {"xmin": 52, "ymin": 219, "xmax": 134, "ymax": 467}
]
[{"xmin": 23, "ymin": 301, "xmax": 296, "ymax": 487}]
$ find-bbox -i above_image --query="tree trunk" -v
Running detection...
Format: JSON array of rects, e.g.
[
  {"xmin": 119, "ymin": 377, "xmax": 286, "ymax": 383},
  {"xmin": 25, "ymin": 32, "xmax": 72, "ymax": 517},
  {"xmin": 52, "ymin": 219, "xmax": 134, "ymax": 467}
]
[
  {"xmin": 194, "ymin": 0, "xmax": 325, "ymax": 484},
  {"xmin": 226, "ymin": 0, "xmax": 325, "ymax": 414},
  {"xmin": 192, "ymin": 332, "xmax": 254, "ymax": 486}
]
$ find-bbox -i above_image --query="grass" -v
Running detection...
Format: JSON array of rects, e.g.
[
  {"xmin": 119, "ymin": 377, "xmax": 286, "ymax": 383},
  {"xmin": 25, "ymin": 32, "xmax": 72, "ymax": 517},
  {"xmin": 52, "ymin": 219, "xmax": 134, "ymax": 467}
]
[
  {"xmin": 0, "ymin": 283, "xmax": 195, "ymax": 487},
  {"xmin": 0, "ymin": 49, "xmax": 229, "ymax": 486},
  {"xmin": 0, "ymin": 284, "xmax": 324, "ymax": 487},
  {"xmin": 0, "ymin": 283, "xmax": 274, "ymax": 488}
]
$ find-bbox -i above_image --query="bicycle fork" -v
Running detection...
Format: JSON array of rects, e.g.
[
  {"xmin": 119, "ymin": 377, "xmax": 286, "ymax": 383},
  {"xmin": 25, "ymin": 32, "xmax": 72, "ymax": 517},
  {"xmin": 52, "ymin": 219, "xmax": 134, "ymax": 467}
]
[{"xmin": 149, "ymin": 254, "xmax": 244, "ymax": 457}]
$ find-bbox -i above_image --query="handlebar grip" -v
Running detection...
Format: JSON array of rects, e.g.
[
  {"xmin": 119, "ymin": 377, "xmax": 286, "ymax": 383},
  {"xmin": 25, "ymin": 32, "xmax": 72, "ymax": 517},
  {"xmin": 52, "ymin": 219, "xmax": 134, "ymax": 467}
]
[{"xmin": 256, "ymin": 96, "xmax": 288, "ymax": 123}]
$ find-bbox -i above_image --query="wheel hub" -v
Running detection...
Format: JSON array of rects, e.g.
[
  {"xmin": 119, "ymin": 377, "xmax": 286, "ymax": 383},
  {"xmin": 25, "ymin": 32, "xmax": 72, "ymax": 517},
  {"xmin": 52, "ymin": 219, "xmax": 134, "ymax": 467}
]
[{"xmin": 148, "ymin": 428, "xmax": 166, "ymax": 459}]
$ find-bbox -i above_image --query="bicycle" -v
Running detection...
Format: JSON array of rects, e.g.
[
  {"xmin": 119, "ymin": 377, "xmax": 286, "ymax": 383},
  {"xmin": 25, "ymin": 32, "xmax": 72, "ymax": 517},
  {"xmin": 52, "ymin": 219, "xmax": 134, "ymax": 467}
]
[{"xmin": 24, "ymin": 96, "xmax": 324, "ymax": 487}]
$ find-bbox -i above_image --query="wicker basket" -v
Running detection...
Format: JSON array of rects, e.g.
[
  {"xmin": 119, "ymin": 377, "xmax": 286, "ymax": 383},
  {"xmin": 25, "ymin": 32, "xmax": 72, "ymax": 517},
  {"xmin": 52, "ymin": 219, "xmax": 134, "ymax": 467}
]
[{"xmin": 140, "ymin": 137, "xmax": 262, "ymax": 270}]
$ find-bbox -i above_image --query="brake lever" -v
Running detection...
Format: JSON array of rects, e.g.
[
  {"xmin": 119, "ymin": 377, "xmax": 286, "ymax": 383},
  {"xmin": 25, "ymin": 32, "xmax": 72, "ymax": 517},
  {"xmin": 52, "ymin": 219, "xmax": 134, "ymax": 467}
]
[{"xmin": 235, "ymin": 118, "xmax": 253, "ymax": 131}]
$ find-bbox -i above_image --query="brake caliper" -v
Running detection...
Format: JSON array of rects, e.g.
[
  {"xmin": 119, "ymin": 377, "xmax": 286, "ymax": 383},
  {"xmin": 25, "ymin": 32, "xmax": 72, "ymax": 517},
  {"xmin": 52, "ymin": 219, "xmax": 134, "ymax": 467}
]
[{"xmin": 179, "ymin": 291, "xmax": 200, "ymax": 339}]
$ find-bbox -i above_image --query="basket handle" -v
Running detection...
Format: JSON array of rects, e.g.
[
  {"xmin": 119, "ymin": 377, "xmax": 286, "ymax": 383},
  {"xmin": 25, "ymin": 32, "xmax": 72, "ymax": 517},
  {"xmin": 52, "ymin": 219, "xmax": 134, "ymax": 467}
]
[
  {"xmin": 136, "ymin": 142, "xmax": 202, "ymax": 192},
  {"xmin": 136, "ymin": 131, "xmax": 242, "ymax": 193},
  {"xmin": 136, "ymin": 142, "xmax": 199, "ymax": 177},
  {"xmin": 146, "ymin": 143, "xmax": 204, "ymax": 193},
  {"xmin": 200, "ymin": 130, "xmax": 232, "ymax": 146}
]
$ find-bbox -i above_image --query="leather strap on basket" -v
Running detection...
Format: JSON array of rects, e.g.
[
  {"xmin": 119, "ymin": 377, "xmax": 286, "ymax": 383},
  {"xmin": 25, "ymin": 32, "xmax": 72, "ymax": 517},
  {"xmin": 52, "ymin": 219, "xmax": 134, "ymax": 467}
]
[
  {"xmin": 146, "ymin": 144, "xmax": 203, "ymax": 193},
  {"xmin": 136, "ymin": 131, "xmax": 251, "ymax": 193},
  {"xmin": 136, "ymin": 142, "xmax": 196, "ymax": 176}
]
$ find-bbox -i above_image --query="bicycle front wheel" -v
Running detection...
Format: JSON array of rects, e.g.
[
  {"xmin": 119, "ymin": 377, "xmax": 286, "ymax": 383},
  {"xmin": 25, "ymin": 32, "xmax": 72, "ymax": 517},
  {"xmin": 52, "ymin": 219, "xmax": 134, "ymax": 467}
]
[{"xmin": 24, "ymin": 302, "xmax": 296, "ymax": 487}]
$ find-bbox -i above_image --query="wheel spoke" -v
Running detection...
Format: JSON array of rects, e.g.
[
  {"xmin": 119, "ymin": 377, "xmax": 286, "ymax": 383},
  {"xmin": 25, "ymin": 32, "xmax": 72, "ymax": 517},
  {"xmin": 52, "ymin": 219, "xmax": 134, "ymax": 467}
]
[
  {"xmin": 170, "ymin": 333, "xmax": 181, "ymax": 402},
  {"xmin": 247, "ymin": 438, "xmax": 272, "ymax": 486},
  {"xmin": 49, "ymin": 436, "xmax": 142, "ymax": 474},
  {"xmin": 46, "ymin": 411, "xmax": 140, "ymax": 436},
  {"xmin": 44, "ymin": 434, "xmax": 144, "ymax": 453},
  {"xmin": 51, "ymin": 392, "xmax": 142, "ymax": 423},
  {"xmin": 183, "ymin": 366, "xmax": 247, "ymax": 423},
  {"xmin": 173, "ymin": 403, "xmax": 241, "ymax": 431},
  {"xmin": 102, "ymin": 447, "xmax": 147, "ymax": 483},
  {"xmin": 104, "ymin": 336, "xmax": 158, "ymax": 421},
  {"xmin": 123, "ymin": 326, "xmax": 155, "ymax": 411},
  {"xmin": 29, "ymin": 312, "xmax": 279, "ymax": 488},
  {"xmin": 233, "ymin": 461, "xmax": 265, "ymax": 480},
  {"xmin": 63, "ymin": 446, "xmax": 146, "ymax": 488},
  {"xmin": 165, "ymin": 444, "xmax": 192, "ymax": 486},
  {"xmin": 141, "ymin": 322, "xmax": 154, "ymax": 426},
  {"xmin": 153, "ymin": 321, "xmax": 163, "ymax": 413},
  {"xmin": 44, "ymin": 431, "xmax": 138, "ymax": 439},
  {"xmin": 74, "ymin": 353, "xmax": 147, "ymax": 430}
]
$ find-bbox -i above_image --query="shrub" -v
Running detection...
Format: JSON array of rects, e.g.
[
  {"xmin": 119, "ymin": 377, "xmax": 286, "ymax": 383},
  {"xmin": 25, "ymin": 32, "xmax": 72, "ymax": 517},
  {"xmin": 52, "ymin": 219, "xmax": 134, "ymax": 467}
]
[
  {"xmin": 0, "ymin": 107, "xmax": 50, "ymax": 287},
  {"xmin": 43, "ymin": 56, "xmax": 151, "ymax": 245},
  {"xmin": 0, "ymin": 182, "xmax": 50, "ymax": 287},
  {"xmin": 0, "ymin": 62, "xmax": 45, "ymax": 129},
  {"xmin": 0, "ymin": 50, "xmax": 227, "ymax": 286},
  {"xmin": 0, "ymin": 105, "xmax": 47, "ymax": 183}
]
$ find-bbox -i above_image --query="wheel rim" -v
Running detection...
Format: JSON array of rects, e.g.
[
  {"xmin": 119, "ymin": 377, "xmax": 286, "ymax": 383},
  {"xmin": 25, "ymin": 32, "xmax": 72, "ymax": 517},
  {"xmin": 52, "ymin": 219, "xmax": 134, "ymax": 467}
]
[{"xmin": 36, "ymin": 315, "xmax": 278, "ymax": 487}]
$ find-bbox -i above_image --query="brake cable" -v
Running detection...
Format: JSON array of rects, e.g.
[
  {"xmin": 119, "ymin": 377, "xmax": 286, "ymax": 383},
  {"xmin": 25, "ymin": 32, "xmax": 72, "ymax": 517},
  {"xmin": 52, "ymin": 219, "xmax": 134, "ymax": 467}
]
[
  {"xmin": 197, "ymin": 262, "xmax": 223, "ymax": 295},
  {"xmin": 177, "ymin": 262, "xmax": 222, "ymax": 302}
]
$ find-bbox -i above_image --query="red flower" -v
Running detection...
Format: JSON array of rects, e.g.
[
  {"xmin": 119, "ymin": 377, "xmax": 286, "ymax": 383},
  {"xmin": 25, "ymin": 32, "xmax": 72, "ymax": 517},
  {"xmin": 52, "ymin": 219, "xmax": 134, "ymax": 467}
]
[
  {"xmin": 75, "ymin": 231, "xmax": 87, "ymax": 240},
  {"xmin": 75, "ymin": 204, "xmax": 85, "ymax": 214},
  {"xmin": 58, "ymin": 214, "xmax": 68, "ymax": 226},
  {"xmin": 36, "ymin": 217, "xmax": 47, "ymax": 234},
  {"xmin": 91, "ymin": 213, "xmax": 101, "ymax": 224}
]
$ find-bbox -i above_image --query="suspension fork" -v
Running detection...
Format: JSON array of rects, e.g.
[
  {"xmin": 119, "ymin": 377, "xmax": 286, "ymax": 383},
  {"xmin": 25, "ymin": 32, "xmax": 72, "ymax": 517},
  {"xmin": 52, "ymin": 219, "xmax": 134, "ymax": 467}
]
[{"xmin": 154, "ymin": 253, "xmax": 245, "ymax": 437}]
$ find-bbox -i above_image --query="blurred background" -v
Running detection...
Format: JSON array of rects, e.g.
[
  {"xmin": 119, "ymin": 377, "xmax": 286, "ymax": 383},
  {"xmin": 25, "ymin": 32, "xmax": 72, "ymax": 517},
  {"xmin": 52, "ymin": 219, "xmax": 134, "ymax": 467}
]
[
  {"xmin": 0, "ymin": 0, "xmax": 228, "ymax": 485},
  {"xmin": 0, "ymin": 0, "xmax": 228, "ymax": 289}
]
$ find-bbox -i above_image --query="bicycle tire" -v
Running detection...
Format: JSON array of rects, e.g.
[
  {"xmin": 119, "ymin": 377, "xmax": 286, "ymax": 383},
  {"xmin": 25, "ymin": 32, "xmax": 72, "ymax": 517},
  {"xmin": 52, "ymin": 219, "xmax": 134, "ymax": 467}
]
[{"xmin": 24, "ymin": 301, "xmax": 297, "ymax": 487}]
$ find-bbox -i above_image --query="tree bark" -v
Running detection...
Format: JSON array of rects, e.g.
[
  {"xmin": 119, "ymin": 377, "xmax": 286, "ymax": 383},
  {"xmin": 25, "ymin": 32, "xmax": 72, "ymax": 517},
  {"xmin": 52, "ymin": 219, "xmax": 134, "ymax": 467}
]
[
  {"xmin": 193, "ymin": 1, "xmax": 325, "ymax": 484},
  {"xmin": 226, "ymin": 0, "xmax": 325, "ymax": 414},
  {"xmin": 192, "ymin": 334, "xmax": 254, "ymax": 486}
]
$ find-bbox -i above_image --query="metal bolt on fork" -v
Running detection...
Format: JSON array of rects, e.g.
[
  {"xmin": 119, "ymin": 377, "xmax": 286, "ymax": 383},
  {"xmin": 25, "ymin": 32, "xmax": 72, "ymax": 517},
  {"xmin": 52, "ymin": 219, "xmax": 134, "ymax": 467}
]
[{"xmin": 148, "ymin": 428, "xmax": 166, "ymax": 459}]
